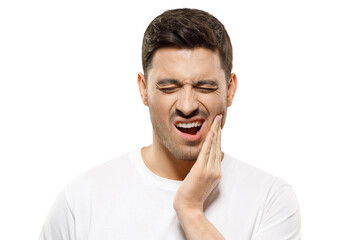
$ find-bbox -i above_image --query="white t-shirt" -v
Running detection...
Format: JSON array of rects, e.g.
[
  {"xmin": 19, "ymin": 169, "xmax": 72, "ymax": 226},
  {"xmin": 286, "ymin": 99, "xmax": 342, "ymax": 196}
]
[{"xmin": 40, "ymin": 149, "xmax": 300, "ymax": 240}]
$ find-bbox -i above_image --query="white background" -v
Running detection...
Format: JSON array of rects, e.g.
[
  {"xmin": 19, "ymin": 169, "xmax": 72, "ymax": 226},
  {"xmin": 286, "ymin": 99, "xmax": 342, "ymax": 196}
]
[{"xmin": 0, "ymin": 0, "xmax": 359, "ymax": 239}]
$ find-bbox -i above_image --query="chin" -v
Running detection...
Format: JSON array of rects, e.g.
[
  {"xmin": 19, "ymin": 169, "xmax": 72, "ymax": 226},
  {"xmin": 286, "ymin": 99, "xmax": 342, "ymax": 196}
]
[{"xmin": 167, "ymin": 145, "xmax": 201, "ymax": 161}]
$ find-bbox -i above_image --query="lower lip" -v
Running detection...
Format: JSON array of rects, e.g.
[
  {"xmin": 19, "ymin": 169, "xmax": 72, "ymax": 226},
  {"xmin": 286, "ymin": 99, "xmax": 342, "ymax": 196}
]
[{"xmin": 175, "ymin": 123, "xmax": 205, "ymax": 142}]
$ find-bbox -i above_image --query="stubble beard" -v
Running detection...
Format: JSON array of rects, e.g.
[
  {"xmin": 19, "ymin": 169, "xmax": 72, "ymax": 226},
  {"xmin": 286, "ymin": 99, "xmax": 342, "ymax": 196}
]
[
  {"xmin": 149, "ymin": 110, "xmax": 201, "ymax": 161},
  {"xmin": 153, "ymin": 121, "xmax": 201, "ymax": 161}
]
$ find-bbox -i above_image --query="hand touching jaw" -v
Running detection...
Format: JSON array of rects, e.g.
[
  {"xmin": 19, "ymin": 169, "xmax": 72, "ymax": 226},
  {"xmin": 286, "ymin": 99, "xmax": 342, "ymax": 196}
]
[{"xmin": 173, "ymin": 114, "xmax": 226, "ymax": 240}]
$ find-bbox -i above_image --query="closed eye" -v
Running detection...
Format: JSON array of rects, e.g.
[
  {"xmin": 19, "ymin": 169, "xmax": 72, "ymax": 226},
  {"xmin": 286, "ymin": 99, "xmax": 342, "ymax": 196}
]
[
  {"xmin": 196, "ymin": 87, "xmax": 217, "ymax": 93},
  {"xmin": 158, "ymin": 87, "xmax": 178, "ymax": 93}
]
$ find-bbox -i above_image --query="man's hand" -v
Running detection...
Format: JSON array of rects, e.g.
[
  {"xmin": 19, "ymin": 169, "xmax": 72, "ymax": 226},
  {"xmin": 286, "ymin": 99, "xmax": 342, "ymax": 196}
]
[{"xmin": 173, "ymin": 114, "xmax": 225, "ymax": 240}]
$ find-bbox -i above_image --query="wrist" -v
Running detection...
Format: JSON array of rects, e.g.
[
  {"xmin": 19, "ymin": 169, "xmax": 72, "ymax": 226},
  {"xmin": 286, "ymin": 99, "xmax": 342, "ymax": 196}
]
[
  {"xmin": 173, "ymin": 200, "xmax": 203, "ymax": 213},
  {"xmin": 174, "ymin": 204, "xmax": 204, "ymax": 221}
]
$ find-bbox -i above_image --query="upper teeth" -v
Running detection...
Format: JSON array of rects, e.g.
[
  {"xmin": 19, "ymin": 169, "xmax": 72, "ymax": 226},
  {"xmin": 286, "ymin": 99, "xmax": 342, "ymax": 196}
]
[{"xmin": 176, "ymin": 122, "xmax": 202, "ymax": 128}]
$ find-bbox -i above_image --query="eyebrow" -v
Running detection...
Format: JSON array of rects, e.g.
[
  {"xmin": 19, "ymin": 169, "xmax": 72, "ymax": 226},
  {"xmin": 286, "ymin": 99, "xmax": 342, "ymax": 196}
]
[
  {"xmin": 156, "ymin": 79, "xmax": 181, "ymax": 86},
  {"xmin": 194, "ymin": 80, "xmax": 218, "ymax": 87},
  {"xmin": 156, "ymin": 79, "xmax": 218, "ymax": 87}
]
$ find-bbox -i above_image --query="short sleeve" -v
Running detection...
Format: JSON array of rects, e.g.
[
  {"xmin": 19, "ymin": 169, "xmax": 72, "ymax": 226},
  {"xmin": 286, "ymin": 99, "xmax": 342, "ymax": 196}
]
[
  {"xmin": 39, "ymin": 188, "xmax": 75, "ymax": 240},
  {"xmin": 252, "ymin": 182, "xmax": 301, "ymax": 240}
]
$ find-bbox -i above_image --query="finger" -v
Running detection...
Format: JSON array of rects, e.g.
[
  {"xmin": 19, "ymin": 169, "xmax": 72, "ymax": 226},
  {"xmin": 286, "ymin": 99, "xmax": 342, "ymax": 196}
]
[
  {"xmin": 203, "ymin": 115, "xmax": 221, "ymax": 152},
  {"xmin": 215, "ymin": 116, "xmax": 222, "ymax": 168},
  {"xmin": 208, "ymin": 126, "xmax": 217, "ymax": 166},
  {"xmin": 208, "ymin": 115, "xmax": 222, "ymax": 166},
  {"xmin": 211, "ymin": 114, "xmax": 221, "ymax": 134},
  {"xmin": 197, "ymin": 118, "xmax": 217, "ymax": 164},
  {"xmin": 215, "ymin": 115, "xmax": 222, "ymax": 163},
  {"xmin": 216, "ymin": 114, "xmax": 222, "ymax": 148}
]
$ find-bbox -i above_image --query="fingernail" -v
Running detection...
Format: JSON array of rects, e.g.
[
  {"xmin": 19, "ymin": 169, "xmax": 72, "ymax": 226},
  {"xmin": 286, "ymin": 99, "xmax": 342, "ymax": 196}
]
[{"xmin": 217, "ymin": 114, "xmax": 222, "ymax": 125}]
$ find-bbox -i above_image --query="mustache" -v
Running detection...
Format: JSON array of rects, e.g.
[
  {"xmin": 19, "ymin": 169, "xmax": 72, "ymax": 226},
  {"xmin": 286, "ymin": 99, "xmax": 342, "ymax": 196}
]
[{"xmin": 170, "ymin": 109, "xmax": 209, "ymax": 120}]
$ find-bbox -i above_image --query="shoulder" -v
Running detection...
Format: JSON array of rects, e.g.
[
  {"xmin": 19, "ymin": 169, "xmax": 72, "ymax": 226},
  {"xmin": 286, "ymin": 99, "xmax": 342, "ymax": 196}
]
[
  {"xmin": 221, "ymin": 153, "xmax": 286, "ymax": 186},
  {"xmin": 220, "ymin": 154, "xmax": 300, "ymax": 238},
  {"xmin": 221, "ymin": 153, "xmax": 298, "ymax": 205},
  {"xmin": 63, "ymin": 149, "xmax": 139, "ymax": 201}
]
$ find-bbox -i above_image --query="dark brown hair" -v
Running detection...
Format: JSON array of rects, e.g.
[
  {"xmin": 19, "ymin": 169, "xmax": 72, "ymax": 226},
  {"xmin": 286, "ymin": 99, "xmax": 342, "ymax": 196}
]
[{"xmin": 142, "ymin": 8, "xmax": 233, "ymax": 81}]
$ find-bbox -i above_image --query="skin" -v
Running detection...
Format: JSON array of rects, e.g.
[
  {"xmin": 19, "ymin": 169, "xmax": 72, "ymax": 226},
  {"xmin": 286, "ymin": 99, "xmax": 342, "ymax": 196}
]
[{"xmin": 137, "ymin": 47, "xmax": 237, "ymax": 239}]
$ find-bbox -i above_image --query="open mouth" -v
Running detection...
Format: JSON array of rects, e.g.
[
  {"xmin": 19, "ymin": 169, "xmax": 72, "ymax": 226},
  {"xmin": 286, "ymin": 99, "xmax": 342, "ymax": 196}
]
[{"xmin": 176, "ymin": 121, "xmax": 203, "ymax": 135}]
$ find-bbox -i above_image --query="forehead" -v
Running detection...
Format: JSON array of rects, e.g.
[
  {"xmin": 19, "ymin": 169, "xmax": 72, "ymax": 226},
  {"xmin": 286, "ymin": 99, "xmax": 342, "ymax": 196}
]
[{"xmin": 148, "ymin": 47, "xmax": 225, "ymax": 83}]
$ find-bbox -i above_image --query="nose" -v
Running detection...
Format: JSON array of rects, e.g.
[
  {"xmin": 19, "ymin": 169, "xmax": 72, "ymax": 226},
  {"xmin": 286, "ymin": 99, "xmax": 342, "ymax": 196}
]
[{"xmin": 176, "ymin": 87, "xmax": 199, "ymax": 117}]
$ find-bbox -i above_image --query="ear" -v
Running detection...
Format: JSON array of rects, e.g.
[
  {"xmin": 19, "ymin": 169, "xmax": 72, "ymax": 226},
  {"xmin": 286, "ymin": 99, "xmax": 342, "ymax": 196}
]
[
  {"xmin": 137, "ymin": 73, "xmax": 148, "ymax": 106},
  {"xmin": 227, "ymin": 73, "xmax": 238, "ymax": 107}
]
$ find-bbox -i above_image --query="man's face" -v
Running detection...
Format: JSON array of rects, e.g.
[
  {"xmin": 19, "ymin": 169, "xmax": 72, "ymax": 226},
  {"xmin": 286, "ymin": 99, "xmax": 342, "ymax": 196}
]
[{"xmin": 139, "ymin": 47, "xmax": 235, "ymax": 160}]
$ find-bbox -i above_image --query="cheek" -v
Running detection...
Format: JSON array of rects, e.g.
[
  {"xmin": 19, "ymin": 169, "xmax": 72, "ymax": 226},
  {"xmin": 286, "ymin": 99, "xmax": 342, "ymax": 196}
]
[
  {"xmin": 214, "ymin": 97, "xmax": 227, "ymax": 113},
  {"xmin": 200, "ymin": 93, "xmax": 227, "ymax": 115},
  {"xmin": 198, "ymin": 92, "xmax": 227, "ymax": 129},
  {"xmin": 148, "ymin": 93, "xmax": 176, "ymax": 120}
]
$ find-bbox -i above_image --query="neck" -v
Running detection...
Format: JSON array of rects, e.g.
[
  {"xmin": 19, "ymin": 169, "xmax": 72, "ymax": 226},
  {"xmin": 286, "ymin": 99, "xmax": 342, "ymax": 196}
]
[{"xmin": 141, "ymin": 141, "xmax": 196, "ymax": 181}]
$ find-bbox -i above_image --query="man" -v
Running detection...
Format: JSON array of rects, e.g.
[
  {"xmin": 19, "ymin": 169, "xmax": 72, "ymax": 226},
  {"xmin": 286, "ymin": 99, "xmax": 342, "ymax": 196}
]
[{"xmin": 40, "ymin": 8, "xmax": 300, "ymax": 239}]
